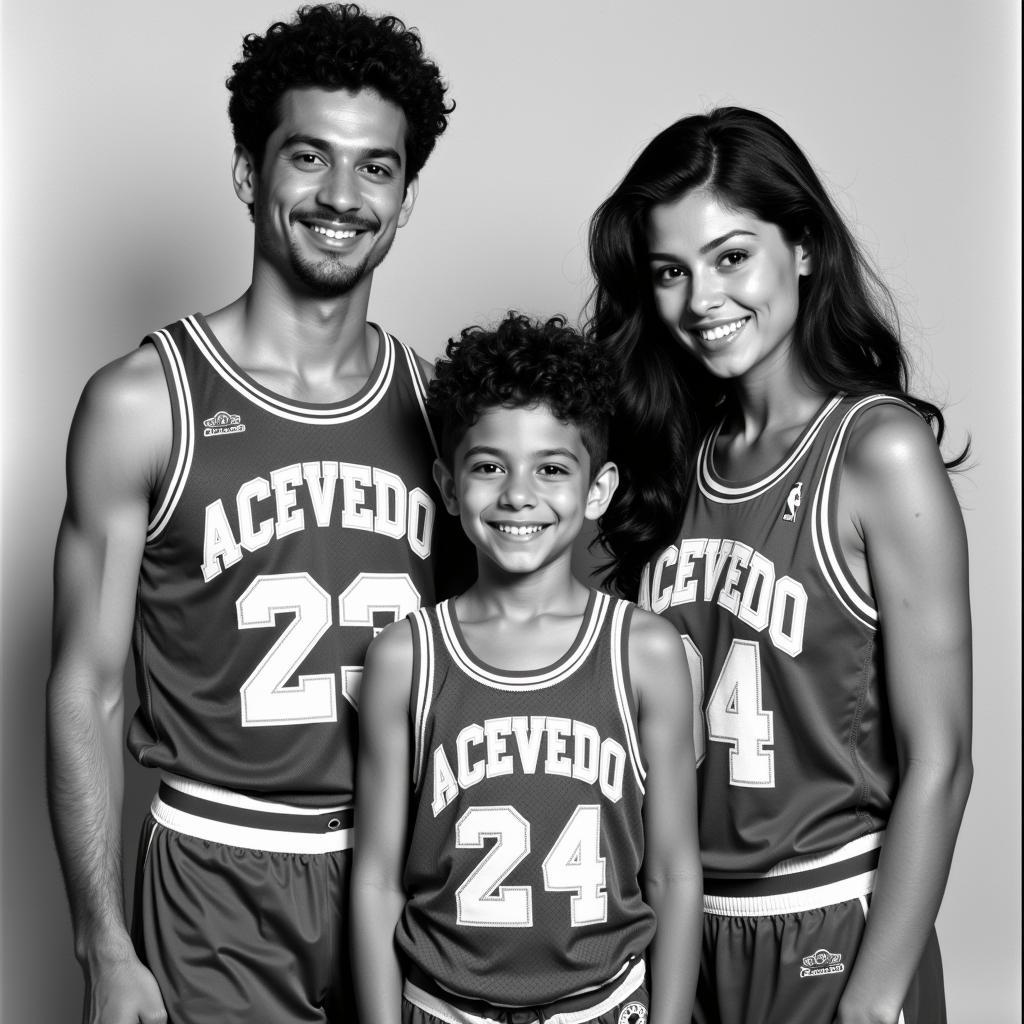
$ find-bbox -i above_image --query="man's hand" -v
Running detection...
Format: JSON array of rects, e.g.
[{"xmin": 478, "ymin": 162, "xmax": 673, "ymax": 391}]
[{"xmin": 82, "ymin": 954, "xmax": 167, "ymax": 1024}]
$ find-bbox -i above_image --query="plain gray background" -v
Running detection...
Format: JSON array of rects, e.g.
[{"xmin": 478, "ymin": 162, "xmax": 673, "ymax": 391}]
[{"xmin": 2, "ymin": 1, "xmax": 1020, "ymax": 1019}]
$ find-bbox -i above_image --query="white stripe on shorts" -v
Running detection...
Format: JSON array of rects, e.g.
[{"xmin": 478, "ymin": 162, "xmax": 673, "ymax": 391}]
[{"xmin": 151, "ymin": 773, "xmax": 354, "ymax": 854}]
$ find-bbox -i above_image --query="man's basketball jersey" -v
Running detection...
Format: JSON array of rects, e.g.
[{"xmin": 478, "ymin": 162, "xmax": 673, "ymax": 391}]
[
  {"xmin": 128, "ymin": 314, "xmax": 440, "ymax": 806},
  {"xmin": 396, "ymin": 592, "xmax": 656, "ymax": 1006},
  {"xmin": 638, "ymin": 395, "xmax": 906, "ymax": 878}
]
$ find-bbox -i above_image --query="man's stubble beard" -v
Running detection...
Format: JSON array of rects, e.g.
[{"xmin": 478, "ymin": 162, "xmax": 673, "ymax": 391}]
[{"xmin": 285, "ymin": 232, "xmax": 396, "ymax": 298}]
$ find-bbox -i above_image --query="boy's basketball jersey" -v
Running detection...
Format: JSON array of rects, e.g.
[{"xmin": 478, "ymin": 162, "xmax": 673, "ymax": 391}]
[
  {"xmin": 396, "ymin": 592, "xmax": 656, "ymax": 1006},
  {"xmin": 128, "ymin": 314, "xmax": 440, "ymax": 807},
  {"xmin": 638, "ymin": 394, "xmax": 906, "ymax": 876}
]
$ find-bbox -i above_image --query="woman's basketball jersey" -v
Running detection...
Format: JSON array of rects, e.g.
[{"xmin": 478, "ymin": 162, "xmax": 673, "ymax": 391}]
[
  {"xmin": 638, "ymin": 395, "xmax": 907, "ymax": 877},
  {"xmin": 396, "ymin": 592, "xmax": 656, "ymax": 1006},
  {"xmin": 128, "ymin": 314, "xmax": 441, "ymax": 807}
]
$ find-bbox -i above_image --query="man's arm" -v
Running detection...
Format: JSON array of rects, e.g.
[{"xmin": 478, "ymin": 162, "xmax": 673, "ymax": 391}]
[
  {"xmin": 351, "ymin": 619, "xmax": 416, "ymax": 1024},
  {"xmin": 46, "ymin": 347, "xmax": 170, "ymax": 1024},
  {"xmin": 629, "ymin": 610, "xmax": 703, "ymax": 1022},
  {"xmin": 834, "ymin": 407, "xmax": 973, "ymax": 1024}
]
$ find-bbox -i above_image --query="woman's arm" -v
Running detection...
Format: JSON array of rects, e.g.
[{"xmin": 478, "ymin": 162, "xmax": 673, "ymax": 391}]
[
  {"xmin": 351, "ymin": 620, "xmax": 417, "ymax": 1024},
  {"xmin": 835, "ymin": 405, "xmax": 973, "ymax": 1024},
  {"xmin": 629, "ymin": 610, "xmax": 704, "ymax": 1022}
]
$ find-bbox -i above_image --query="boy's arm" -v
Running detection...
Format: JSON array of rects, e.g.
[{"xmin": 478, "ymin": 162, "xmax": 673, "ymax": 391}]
[
  {"xmin": 629, "ymin": 610, "xmax": 703, "ymax": 1022},
  {"xmin": 833, "ymin": 408, "xmax": 972, "ymax": 1024},
  {"xmin": 351, "ymin": 619, "xmax": 417, "ymax": 1024},
  {"xmin": 46, "ymin": 349, "xmax": 170, "ymax": 1024}
]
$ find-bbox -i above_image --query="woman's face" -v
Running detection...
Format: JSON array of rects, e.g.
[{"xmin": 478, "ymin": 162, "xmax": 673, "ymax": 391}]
[{"xmin": 646, "ymin": 189, "xmax": 811, "ymax": 384}]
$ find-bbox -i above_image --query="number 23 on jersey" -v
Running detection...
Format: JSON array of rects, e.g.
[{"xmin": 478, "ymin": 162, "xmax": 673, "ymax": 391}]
[{"xmin": 236, "ymin": 571, "xmax": 420, "ymax": 727}]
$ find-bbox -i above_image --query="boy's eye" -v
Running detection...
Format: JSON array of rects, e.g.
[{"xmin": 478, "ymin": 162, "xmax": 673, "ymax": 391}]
[
  {"xmin": 537, "ymin": 464, "xmax": 570, "ymax": 477},
  {"xmin": 470, "ymin": 461, "xmax": 504, "ymax": 475}
]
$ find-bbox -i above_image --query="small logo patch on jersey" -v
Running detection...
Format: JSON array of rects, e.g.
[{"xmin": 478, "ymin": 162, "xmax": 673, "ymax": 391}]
[
  {"xmin": 782, "ymin": 481, "xmax": 803, "ymax": 522},
  {"xmin": 203, "ymin": 410, "xmax": 246, "ymax": 437},
  {"xmin": 799, "ymin": 947, "xmax": 845, "ymax": 978},
  {"xmin": 618, "ymin": 1002, "xmax": 648, "ymax": 1024}
]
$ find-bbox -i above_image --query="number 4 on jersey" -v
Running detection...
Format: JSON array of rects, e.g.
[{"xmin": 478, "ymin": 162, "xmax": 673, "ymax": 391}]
[{"xmin": 682, "ymin": 635, "xmax": 775, "ymax": 787}]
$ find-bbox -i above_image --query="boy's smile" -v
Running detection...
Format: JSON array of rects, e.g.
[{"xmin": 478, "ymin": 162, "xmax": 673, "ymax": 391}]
[{"xmin": 435, "ymin": 404, "xmax": 617, "ymax": 579}]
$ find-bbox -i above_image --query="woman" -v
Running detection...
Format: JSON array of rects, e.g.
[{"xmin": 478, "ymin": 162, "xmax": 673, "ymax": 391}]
[{"xmin": 588, "ymin": 107, "xmax": 972, "ymax": 1024}]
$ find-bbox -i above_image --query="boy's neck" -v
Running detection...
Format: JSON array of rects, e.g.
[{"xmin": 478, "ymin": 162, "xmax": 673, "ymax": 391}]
[
  {"xmin": 454, "ymin": 565, "xmax": 594, "ymax": 674},
  {"xmin": 459, "ymin": 560, "xmax": 591, "ymax": 623}
]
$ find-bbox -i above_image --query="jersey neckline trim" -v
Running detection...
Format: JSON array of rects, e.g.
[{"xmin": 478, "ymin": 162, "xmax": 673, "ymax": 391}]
[
  {"xmin": 698, "ymin": 393, "xmax": 843, "ymax": 503},
  {"xmin": 185, "ymin": 313, "xmax": 396, "ymax": 424},
  {"xmin": 437, "ymin": 590, "xmax": 610, "ymax": 689}
]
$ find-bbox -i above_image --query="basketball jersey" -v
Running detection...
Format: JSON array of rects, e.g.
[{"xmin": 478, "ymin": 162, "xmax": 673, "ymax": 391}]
[
  {"xmin": 638, "ymin": 394, "xmax": 906, "ymax": 876},
  {"xmin": 396, "ymin": 592, "xmax": 656, "ymax": 1006},
  {"xmin": 128, "ymin": 313, "xmax": 441, "ymax": 807}
]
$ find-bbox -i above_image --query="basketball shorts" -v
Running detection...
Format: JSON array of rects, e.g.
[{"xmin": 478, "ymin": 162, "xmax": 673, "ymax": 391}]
[
  {"xmin": 695, "ymin": 833, "xmax": 946, "ymax": 1024},
  {"xmin": 131, "ymin": 774, "xmax": 356, "ymax": 1024},
  {"xmin": 402, "ymin": 956, "xmax": 649, "ymax": 1024}
]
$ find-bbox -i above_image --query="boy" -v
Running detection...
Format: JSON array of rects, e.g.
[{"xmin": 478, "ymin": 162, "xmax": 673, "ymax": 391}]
[{"xmin": 351, "ymin": 313, "xmax": 702, "ymax": 1023}]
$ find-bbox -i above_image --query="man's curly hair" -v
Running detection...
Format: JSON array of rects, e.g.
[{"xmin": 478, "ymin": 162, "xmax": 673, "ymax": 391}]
[
  {"xmin": 227, "ymin": 4, "xmax": 453, "ymax": 181},
  {"xmin": 428, "ymin": 313, "xmax": 616, "ymax": 476}
]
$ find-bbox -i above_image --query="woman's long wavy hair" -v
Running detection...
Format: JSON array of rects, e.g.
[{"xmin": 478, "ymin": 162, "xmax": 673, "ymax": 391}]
[{"xmin": 588, "ymin": 106, "xmax": 965, "ymax": 597}]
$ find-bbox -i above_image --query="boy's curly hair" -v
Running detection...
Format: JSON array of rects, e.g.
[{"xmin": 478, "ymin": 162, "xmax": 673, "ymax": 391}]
[
  {"xmin": 428, "ymin": 313, "xmax": 616, "ymax": 476},
  {"xmin": 227, "ymin": 4, "xmax": 453, "ymax": 181}
]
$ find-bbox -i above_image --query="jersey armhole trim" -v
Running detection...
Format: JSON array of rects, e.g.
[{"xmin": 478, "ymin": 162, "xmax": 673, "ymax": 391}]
[
  {"xmin": 145, "ymin": 330, "xmax": 194, "ymax": 541},
  {"xmin": 409, "ymin": 608, "xmax": 436, "ymax": 787},
  {"xmin": 396, "ymin": 339, "xmax": 440, "ymax": 460},
  {"xmin": 811, "ymin": 395, "xmax": 912, "ymax": 628},
  {"xmin": 611, "ymin": 600, "xmax": 646, "ymax": 790}
]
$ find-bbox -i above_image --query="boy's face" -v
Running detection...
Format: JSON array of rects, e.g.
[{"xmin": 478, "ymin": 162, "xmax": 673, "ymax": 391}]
[{"xmin": 434, "ymin": 404, "xmax": 618, "ymax": 579}]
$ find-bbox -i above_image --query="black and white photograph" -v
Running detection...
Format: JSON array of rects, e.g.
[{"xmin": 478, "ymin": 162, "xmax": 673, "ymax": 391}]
[{"xmin": 1, "ymin": 2, "xmax": 1019, "ymax": 1021}]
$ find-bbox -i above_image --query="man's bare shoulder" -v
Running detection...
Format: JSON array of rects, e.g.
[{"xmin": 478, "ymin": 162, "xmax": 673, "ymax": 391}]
[
  {"xmin": 81, "ymin": 344, "xmax": 166, "ymax": 419},
  {"xmin": 71, "ymin": 344, "xmax": 171, "ymax": 486}
]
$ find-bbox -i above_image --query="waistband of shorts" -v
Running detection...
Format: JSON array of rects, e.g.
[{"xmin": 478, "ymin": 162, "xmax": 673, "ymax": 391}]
[
  {"xmin": 150, "ymin": 773, "xmax": 354, "ymax": 854},
  {"xmin": 403, "ymin": 956, "xmax": 645, "ymax": 1024},
  {"xmin": 702, "ymin": 831, "xmax": 884, "ymax": 916}
]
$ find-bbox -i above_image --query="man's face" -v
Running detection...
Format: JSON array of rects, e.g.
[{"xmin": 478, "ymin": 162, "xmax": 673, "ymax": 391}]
[{"xmin": 236, "ymin": 86, "xmax": 416, "ymax": 298}]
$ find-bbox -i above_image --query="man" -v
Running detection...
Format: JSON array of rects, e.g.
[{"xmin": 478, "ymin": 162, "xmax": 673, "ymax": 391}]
[{"xmin": 46, "ymin": 6, "xmax": 454, "ymax": 1022}]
